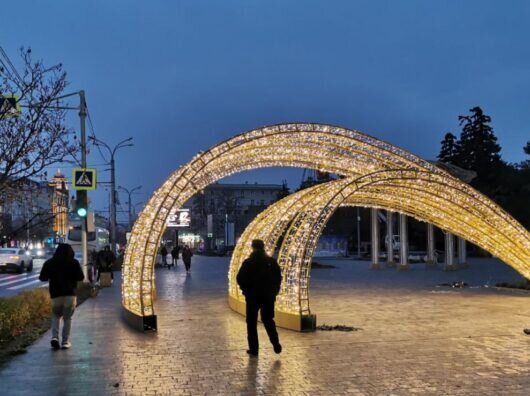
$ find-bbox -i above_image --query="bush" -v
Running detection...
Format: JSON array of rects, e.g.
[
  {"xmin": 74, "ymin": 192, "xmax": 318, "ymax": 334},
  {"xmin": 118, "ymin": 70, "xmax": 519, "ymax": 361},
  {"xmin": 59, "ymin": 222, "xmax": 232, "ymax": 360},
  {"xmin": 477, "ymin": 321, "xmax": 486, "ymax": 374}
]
[{"xmin": 0, "ymin": 289, "xmax": 51, "ymax": 342}]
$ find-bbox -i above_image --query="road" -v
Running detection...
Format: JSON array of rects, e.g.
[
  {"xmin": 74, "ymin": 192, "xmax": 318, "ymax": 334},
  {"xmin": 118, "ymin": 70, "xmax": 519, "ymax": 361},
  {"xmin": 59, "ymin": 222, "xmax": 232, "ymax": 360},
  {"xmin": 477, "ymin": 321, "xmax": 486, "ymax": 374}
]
[{"xmin": 0, "ymin": 258, "xmax": 46, "ymax": 297}]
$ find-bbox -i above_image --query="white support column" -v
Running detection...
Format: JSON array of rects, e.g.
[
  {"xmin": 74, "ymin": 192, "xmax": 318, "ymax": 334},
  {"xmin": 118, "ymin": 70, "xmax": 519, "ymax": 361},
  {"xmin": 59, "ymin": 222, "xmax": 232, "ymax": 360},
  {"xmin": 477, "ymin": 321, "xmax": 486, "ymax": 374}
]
[
  {"xmin": 426, "ymin": 223, "xmax": 437, "ymax": 268},
  {"xmin": 369, "ymin": 208, "xmax": 380, "ymax": 269},
  {"xmin": 457, "ymin": 237, "xmax": 467, "ymax": 268},
  {"xmin": 398, "ymin": 213, "xmax": 410, "ymax": 270},
  {"xmin": 444, "ymin": 232, "xmax": 456, "ymax": 270},
  {"xmin": 386, "ymin": 210, "xmax": 395, "ymax": 267}
]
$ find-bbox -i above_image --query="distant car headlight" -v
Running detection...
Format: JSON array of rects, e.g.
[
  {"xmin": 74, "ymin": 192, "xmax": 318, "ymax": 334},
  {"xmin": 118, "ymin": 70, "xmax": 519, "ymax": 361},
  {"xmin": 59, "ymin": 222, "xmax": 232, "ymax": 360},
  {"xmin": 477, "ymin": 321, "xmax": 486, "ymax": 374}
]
[{"xmin": 8, "ymin": 255, "xmax": 20, "ymax": 260}]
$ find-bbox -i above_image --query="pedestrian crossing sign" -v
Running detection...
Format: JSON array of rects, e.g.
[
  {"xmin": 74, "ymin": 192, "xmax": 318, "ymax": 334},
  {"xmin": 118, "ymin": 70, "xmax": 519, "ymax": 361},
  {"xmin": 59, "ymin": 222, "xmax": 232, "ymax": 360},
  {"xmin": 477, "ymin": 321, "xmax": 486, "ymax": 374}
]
[{"xmin": 72, "ymin": 168, "xmax": 97, "ymax": 190}]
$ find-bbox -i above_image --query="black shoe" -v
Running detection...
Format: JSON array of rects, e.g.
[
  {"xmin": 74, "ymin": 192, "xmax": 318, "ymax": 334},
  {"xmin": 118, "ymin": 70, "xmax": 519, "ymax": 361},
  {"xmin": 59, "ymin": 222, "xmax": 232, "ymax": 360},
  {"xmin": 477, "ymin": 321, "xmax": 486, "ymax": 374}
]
[
  {"xmin": 246, "ymin": 349, "xmax": 258, "ymax": 357},
  {"xmin": 524, "ymin": 328, "xmax": 530, "ymax": 335},
  {"xmin": 273, "ymin": 343, "xmax": 282, "ymax": 354},
  {"xmin": 51, "ymin": 338, "xmax": 60, "ymax": 350}
]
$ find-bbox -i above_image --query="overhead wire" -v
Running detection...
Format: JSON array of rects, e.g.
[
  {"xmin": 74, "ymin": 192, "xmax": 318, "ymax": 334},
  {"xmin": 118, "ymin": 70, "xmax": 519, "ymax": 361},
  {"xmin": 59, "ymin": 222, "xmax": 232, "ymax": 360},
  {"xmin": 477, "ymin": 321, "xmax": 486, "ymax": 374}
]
[
  {"xmin": 85, "ymin": 102, "xmax": 109, "ymax": 163},
  {"xmin": 0, "ymin": 46, "xmax": 24, "ymax": 85}
]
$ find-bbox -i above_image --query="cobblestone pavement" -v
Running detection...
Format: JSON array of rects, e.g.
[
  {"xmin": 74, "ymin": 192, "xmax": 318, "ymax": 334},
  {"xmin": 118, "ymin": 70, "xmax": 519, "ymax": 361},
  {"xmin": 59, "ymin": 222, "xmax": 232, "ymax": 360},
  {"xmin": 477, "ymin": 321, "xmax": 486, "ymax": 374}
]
[{"xmin": 0, "ymin": 257, "xmax": 529, "ymax": 395}]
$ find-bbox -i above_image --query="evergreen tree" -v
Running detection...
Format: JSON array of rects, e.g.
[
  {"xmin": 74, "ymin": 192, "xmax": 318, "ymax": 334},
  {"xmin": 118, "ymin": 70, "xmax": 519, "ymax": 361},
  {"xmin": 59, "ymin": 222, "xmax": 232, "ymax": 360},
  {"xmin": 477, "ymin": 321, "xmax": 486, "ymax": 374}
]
[
  {"xmin": 457, "ymin": 106, "xmax": 502, "ymax": 172},
  {"xmin": 437, "ymin": 132, "xmax": 460, "ymax": 164},
  {"xmin": 519, "ymin": 141, "xmax": 530, "ymax": 170},
  {"xmin": 437, "ymin": 111, "xmax": 530, "ymax": 230}
]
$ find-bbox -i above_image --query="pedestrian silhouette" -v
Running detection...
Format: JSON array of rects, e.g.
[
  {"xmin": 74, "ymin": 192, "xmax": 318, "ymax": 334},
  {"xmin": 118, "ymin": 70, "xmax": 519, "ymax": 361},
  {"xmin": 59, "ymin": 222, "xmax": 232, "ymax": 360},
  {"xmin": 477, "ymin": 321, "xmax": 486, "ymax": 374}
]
[
  {"xmin": 182, "ymin": 245, "xmax": 193, "ymax": 273},
  {"xmin": 97, "ymin": 245, "xmax": 116, "ymax": 282},
  {"xmin": 39, "ymin": 243, "xmax": 84, "ymax": 350},
  {"xmin": 237, "ymin": 239, "xmax": 282, "ymax": 356},
  {"xmin": 160, "ymin": 245, "xmax": 168, "ymax": 268},
  {"xmin": 171, "ymin": 245, "xmax": 180, "ymax": 267}
]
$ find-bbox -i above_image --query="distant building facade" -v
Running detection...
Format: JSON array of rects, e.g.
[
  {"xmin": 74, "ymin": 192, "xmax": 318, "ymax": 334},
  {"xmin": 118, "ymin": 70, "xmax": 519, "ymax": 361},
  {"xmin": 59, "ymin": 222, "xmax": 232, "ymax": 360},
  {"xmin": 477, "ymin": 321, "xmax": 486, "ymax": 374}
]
[
  {"xmin": 176, "ymin": 182, "xmax": 285, "ymax": 250},
  {"xmin": 0, "ymin": 177, "xmax": 55, "ymax": 245}
]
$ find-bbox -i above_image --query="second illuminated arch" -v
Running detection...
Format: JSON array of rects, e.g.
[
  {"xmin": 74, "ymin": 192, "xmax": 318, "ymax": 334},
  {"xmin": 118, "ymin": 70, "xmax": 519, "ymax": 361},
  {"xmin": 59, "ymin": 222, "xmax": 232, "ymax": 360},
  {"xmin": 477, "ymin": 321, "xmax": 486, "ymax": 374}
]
[{"xmin": 228, "ymin": 170, "xmax": 530, "ymax": 331}]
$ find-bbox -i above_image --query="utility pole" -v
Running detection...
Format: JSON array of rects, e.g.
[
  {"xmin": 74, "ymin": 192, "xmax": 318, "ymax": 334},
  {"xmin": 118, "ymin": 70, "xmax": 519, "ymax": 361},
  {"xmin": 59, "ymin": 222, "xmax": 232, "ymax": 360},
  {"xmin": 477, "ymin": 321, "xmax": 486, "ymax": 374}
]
[
  {"xmin": 126, "ymin": 188, "xmax": 131, "ymax": 230},
  {"xmin": 78, "ymin": 90, "xmax": 89, "ymax": 280},
  {"xmin": 110, "ymin": 155, "xmax": 116, "ymax": 254},
  {"xmin": 26, "ymin": 210, "xmax": 30, "ymax": 246}
]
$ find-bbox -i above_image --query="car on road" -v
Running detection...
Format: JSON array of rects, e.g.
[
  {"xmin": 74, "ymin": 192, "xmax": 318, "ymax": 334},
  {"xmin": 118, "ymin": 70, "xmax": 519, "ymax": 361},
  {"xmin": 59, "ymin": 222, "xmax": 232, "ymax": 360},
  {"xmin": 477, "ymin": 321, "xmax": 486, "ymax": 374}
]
[
  {"xmin": 30, "ymin": 247, "xmax": 47, "ymax": 259},
  {"xmin": 0, "ymin": 248, "xmax": 34, "ymax": 273}
]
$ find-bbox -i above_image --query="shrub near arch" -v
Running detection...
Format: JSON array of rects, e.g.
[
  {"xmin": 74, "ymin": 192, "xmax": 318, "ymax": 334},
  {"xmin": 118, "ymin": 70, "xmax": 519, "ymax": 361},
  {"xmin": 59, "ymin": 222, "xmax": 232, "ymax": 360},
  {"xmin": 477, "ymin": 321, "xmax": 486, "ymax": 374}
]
[{"xmin": 121, "ymin": 123, "xmax": 530, "ymax": 331}]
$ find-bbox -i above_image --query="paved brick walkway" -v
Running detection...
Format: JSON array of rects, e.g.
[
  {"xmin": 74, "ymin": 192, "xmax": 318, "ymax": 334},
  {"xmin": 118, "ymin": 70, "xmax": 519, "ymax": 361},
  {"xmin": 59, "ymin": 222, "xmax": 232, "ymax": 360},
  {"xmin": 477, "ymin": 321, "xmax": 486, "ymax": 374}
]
[{"xmin": 0, "ymin": 257, "xmax": 529, "ymax": 395}]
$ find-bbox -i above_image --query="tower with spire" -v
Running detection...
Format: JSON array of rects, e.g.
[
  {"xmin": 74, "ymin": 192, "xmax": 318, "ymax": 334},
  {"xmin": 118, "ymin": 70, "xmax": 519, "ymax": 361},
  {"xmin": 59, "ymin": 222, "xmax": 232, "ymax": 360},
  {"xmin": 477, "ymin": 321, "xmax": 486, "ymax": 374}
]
[{"xmin": 49, "ymin": 169, "xmax": 69, "ymax": 238}]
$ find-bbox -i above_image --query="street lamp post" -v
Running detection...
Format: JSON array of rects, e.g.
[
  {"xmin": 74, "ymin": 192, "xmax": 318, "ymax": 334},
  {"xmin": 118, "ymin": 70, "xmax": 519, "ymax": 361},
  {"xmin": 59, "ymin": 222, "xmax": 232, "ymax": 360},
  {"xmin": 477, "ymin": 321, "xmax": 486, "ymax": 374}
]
[
  {"xmin": 118, "ymin": 185, "xmax": 142, "ymax": 231},
  {"xmin": 133, "ymin": 202, "xmax": 144, "ymax": 220},
  {"xmin": 89, "ymin": 136, "xmax": 133, "ymax": 255}
]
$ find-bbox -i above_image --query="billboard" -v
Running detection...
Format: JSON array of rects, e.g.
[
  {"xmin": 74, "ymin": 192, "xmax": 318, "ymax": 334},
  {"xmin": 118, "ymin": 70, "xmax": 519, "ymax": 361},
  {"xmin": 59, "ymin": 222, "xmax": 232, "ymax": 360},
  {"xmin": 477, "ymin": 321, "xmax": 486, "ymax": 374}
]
[{"xmin": 167, "ymin": 208, "xmax": 191, "ymax": 227}]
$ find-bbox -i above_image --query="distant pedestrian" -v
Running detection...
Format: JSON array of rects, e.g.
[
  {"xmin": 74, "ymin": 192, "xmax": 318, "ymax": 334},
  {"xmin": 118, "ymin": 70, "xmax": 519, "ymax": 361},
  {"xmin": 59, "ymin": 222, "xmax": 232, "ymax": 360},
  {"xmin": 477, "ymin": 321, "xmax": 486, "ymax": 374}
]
[
  {"xmin": 171, "ymin": 245, "xmax": 180, "ymax": 267},
  {"xmin": 97, "ymin": 245, "xmax": 116, "ymax": 282},
  {"xmin": 236, "ymin": 239, "xmax": 282, "ymax": 357},
  {"xmin": 88, "ymin": 249, "xmax": 98, "ymax": 283},
  {"xmin": 160, "ymin": 245, "xmax": 168, "ymax": 268},
  {"xmin": 182, "ymin": 245, "xmax": 193, "ymax": 273},
  {"xmin": 39, "ymin": 243, "xmax": 84, "ymax": 350}
]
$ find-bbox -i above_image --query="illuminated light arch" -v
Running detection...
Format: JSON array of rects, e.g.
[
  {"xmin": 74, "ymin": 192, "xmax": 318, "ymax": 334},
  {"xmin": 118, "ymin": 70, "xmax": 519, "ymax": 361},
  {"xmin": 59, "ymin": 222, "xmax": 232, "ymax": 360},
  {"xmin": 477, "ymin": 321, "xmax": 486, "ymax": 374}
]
[
  {"xmin": 228, "ymin": 171, "xmax": 530, "ymax": 330},
  {"xmin": 122, "ymin": 123, "xmax": 530, "ymax": 331}
]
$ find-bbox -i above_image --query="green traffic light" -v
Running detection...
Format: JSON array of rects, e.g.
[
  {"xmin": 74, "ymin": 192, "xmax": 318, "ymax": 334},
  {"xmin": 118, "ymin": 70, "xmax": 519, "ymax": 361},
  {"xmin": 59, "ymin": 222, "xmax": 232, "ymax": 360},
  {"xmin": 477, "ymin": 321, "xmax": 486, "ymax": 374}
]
[{"xmin": 77, "ymin": 207, "xmax": 87, "ymax": 217}]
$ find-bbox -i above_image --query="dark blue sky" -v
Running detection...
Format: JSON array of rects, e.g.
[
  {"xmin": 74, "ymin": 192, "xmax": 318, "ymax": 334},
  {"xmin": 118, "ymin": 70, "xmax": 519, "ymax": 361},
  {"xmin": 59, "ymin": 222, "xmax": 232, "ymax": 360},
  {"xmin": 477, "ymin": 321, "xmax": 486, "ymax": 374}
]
[{"xmin": 3, "ymin": 1, "xmax": 530, "ymax": 220}]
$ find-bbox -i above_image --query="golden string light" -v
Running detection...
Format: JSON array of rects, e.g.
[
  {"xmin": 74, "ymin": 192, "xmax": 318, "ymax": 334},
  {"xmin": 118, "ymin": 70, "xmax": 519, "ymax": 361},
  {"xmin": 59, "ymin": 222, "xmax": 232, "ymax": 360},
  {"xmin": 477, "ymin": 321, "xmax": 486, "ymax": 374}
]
[{"xmin": 122, "ymin": 123, "xmax": 530, "ymax": 331}]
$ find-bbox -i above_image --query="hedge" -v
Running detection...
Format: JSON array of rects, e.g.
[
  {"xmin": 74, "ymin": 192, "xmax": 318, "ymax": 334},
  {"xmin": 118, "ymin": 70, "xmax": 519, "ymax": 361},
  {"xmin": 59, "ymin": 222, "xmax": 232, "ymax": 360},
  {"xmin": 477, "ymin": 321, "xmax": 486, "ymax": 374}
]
[{"xmin": 0, "ymin": 289, "xmax": 51, "ymax": 342}]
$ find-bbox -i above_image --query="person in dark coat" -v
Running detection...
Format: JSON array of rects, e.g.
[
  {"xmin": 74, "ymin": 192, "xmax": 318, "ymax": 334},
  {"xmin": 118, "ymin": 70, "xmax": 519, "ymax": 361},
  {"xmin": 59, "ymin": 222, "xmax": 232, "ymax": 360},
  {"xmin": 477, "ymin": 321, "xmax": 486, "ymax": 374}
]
[
  {"xmin": 181, "ymin": 245, "xmax": 193, "ymax": 273},
  {"xmin": 96, "ymin": 245, "xmax": 116, "ymax": 281},
  {"xmin": 236, "ymin": 239, "xmax": 282, "ymax": 356},
  {"xmin": 160, "ymin": 245, "xmax": 168, "ymax": 268},
  {"xmin": 171, "ymin": 245, "xmax": 180, "ymax": 267},
  {"xmin": 39, "ymin": 243, "xmax": 84, "ymax": 350}
]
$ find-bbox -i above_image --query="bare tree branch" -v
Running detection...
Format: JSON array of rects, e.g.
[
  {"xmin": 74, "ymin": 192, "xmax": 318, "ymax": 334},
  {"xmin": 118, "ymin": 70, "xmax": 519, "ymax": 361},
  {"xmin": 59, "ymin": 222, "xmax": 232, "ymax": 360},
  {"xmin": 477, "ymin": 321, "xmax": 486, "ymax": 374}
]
[{"xmin": 0, "ymin": 47, "xmax": 79, "ymax": 193}]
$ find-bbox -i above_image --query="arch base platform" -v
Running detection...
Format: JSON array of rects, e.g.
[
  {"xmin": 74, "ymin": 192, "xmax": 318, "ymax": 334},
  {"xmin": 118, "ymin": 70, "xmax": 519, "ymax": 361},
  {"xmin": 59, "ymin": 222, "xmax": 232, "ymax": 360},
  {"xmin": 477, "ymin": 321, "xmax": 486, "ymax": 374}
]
[{"xmin": 123, "ymin": 308, "xmax": 158, "ymax": 332}]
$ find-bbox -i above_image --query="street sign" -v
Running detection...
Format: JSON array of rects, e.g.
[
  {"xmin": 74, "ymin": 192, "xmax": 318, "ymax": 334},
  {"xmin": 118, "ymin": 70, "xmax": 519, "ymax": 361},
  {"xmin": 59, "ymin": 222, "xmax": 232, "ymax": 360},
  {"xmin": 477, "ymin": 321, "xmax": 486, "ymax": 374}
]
[
  {"xmin": 0, "ymin": 95, "xmax": 20, "ymax": 119},
  {"xmin": 72, "ymin": 168, "xmax": 97, "ymax": 190}
]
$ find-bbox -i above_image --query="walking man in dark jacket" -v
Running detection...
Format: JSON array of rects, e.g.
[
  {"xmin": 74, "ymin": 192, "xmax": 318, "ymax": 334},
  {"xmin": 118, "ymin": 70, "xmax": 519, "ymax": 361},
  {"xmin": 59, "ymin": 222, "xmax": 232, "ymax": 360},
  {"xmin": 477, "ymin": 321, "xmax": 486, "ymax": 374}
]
[
  {"xmin": 237, "ymin": 239, "xmax": 282, "ymax": 356},
  {"xmin": 39, "ymin": 243, "xmax": 84, "ymax": 349}
]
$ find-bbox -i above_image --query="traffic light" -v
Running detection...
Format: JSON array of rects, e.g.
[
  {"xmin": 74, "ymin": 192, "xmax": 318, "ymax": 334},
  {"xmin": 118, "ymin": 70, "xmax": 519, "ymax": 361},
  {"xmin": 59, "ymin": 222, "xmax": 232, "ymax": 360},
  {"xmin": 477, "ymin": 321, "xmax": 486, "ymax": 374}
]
[{"xmin": 76, "ymin": 190, "xmax": 88, "ymax": 217}]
